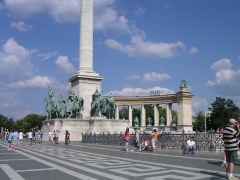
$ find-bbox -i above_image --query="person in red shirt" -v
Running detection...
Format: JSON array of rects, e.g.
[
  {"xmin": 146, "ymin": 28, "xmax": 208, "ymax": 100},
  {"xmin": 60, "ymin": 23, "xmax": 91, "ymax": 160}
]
[{"xmin": 124, "ymin": 127, "xmax": 130, "ymax": 151}]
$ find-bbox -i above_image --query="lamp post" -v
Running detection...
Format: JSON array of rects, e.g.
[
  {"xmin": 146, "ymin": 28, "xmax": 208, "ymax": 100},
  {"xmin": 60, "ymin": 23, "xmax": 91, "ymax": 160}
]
[
  {"xmin": 204, "ymin": 97, "xmax": 206, "ymax": 132},
  {"xmin": 204, "ymin": 97, "xmax": 212, "ymax": 132}
]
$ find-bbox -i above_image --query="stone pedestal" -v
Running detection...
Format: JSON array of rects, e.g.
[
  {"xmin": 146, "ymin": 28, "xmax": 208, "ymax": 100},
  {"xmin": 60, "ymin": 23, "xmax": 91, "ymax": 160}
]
[
  {"xmin": 42, "ymin": 118, "xmax": 129, "ymax": 142},
  {"xmin": 69, "ymin": 74, "xmax": 103, "ymax": 118}
]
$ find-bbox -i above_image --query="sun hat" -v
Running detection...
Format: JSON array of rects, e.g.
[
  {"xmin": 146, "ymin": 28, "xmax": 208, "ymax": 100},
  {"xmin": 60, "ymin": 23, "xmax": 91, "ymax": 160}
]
[{"xmin": 229, "ymin": 118, "xmax": 237, "ymax": 124}]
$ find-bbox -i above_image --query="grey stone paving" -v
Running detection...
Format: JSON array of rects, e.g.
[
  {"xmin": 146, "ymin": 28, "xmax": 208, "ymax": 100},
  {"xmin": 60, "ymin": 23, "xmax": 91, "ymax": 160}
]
[{"xmin": 0, "ymin": 140, "xmax": 239, "ymax": 180}]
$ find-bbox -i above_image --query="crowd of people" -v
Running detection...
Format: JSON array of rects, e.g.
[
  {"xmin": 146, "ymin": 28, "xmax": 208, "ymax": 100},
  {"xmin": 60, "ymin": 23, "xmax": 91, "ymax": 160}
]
[{"xmin": 1, "ymin": 128, "xmax": 71, "ymax": 149}]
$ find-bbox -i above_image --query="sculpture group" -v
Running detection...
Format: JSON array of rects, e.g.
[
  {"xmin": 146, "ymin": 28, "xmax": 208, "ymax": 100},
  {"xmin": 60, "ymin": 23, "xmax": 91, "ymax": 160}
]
[
  {"xmin": 45, "ymin": 87, "xmax": 115, "ymax": 120},
  {"xmin": 45, "ymin": 87, "xmax": 84, "ymax": 119}
]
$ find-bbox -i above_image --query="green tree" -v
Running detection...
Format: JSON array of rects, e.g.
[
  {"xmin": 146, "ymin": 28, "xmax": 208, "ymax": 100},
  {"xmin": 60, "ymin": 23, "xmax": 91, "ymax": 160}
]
[
  {"xmin": 209, "ymin": 97, "xmax": 240, "ymax": 130},
  {"xmin": 16, "ymin": 114, "xmax": 46, "ymax": 133},
  {"xmin": 193, "ymin": 112, "xmax": 204, "ymax": 131},
  {"xmin": 0, "ymin": 114, "xmax": 15, "ymax": 131}
]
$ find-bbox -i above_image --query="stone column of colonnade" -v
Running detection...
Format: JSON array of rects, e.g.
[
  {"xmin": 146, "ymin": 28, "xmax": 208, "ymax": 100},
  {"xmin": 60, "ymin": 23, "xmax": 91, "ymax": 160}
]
[
  {"xmin": 115, "ymin": 105, "xmax": 119, "ymax": 119},
  {"xmin": 166, "ymin": 103, "xmax": 173, "ymax": 126},
  {"xmin": 141, "ymin": 105, "xmax": 146, "ymax": 127},
  {"xmin": 128, "ymin": 105, "xmax": 133, "ymax": 127},
  {"xmin": 154, "ymin": 104, "xmax": 159, "ymax": 127}
]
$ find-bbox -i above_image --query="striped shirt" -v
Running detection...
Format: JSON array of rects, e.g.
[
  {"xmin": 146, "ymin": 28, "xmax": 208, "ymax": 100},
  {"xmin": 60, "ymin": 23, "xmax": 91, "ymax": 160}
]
[{"xmin": 223, "ymin": 126, "xmax": 239, "ymax": 151}]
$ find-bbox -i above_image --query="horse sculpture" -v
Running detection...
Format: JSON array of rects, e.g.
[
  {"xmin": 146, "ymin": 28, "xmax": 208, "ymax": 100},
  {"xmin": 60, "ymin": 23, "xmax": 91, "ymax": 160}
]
[
  {"xmin": 44, "ymin": 87, "xmax": 84, "ymax": 119},
  {"xmin": 90, "ymin": 90, "xmax": 115, "ymax": 119}
]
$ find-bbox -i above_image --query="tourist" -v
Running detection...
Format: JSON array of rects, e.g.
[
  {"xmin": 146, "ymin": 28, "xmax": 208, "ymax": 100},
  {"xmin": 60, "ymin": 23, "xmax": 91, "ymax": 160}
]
[
  {"xmin": 48, "ymin": 130, "xmax": 52, "ymax": 142},
  {"xmin": 55, "ymin": 130, "xmax": 59, "ymax": 144},
  {"xmin": 151, "ymin": 129, "xmax": 158, "ymax": 152},
  {"xmin": 7, "ymin": 131, "xmax": 13, "ymax": 150},
  {"xmin": 32, "ymin": 127, "xmax": 36, "ymax": 141},
  {"xmin": 19, "ymin": 130, "xmax": 23, "ymax": 146},
  {"xmin": 138, "ymin": 139, "xmax": 149, "ymax": 151},
  {"xmin": 222, "ymin": 118, "xmax": 239, "ymax": 180},
  {"xmin": 52, "ymin": 130, "xmax": 56, "ymax": 144},
  {"xmin": 28, "ymin": 129, "xmax": 33, "ymax": 145},
  {"xmin": 5, "ymin": 129, "xmax": 9, "ymax": 141},
  {"xmin": 185, "ymin": 136, "xmax": 196, "ymax": 155},
  {"xmin": 65, "ymin": 130, "xmax": 70, "ymax": 145},
  {"xmin": 123, "ymin": 127, "xmax": 130, "ymax": 151},
  {"xmin": 37, "ymin": 130, "xmax": 42, "ymax": 144},
  {"xmin": 12, "ymin": 130, "xmax": 19, "ymax": 149},
  {"xmin": 135, "ymin": 128, "xmax": 140, "ymax": 149}
]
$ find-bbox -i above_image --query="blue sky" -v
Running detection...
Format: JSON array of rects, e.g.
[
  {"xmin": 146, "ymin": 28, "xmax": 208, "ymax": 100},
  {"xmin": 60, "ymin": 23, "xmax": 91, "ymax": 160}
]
[{"xmin": 0, "ymin": 0, "xmax": 240, "ymax": 120}]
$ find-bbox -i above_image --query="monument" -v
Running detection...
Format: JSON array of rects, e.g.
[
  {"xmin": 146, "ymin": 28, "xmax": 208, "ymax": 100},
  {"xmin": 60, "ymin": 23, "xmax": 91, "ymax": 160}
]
[
  {"xmin": 69, "ymin": 0, "xmax": 102, "ymax": 118},
  {"xmin": 42, "ymin": 0, "xmax": 129, "ymax": 141}
]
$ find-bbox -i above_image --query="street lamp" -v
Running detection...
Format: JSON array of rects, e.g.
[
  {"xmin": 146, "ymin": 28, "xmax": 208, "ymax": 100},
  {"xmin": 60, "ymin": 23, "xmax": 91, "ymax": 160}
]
[
  {"xmin": 204, "ymin": 107, "xmax": 212, "ymax": 132},
  {"xmin": 203, "ymin": 97, "xmax": 212, "ymax": 132}
]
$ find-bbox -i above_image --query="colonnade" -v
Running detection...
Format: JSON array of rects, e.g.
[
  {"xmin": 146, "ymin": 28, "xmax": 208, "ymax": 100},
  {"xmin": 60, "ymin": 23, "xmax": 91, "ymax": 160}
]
[
  {"xmin": 113, "ymin": 86, "xmax": 193, "ymax": 132},
  {"xmin": 115, "ymin": 103, "xmax": 174, "ymax": 128}
]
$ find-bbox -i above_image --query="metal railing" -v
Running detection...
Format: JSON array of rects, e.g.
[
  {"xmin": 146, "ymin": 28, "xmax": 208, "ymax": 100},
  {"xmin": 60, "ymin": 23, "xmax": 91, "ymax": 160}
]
[{"xmin": 82, "ymin": 132, "xmax": 224, "ymax": 151}]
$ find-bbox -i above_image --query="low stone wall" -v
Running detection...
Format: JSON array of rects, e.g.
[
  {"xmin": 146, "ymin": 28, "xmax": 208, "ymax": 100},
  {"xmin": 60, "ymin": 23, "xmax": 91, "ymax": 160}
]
[{"xmin": 42, "ymin": 118, "xmax": 129, "ymax": 141}]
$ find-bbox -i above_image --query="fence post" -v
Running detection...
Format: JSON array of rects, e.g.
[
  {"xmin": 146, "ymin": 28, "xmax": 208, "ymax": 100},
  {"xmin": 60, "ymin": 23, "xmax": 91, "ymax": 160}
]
[
  {"xmin": 182, "ymin": 130, "xmax": 185, "ymax": 150},
  {"xmin": 210, "ymin": 131, "xmax": 214, "ymax": 151}
]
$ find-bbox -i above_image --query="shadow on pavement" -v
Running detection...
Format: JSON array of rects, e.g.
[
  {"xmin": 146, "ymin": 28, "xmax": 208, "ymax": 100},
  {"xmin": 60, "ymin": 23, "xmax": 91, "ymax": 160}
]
[{"xmin": 199, "ymin": 170, "xmax": 226, "ymax": 180}]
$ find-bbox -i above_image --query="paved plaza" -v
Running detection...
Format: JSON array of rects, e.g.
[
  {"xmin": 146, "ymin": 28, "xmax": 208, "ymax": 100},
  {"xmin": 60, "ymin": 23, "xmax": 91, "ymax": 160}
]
[{"xmin": 0, "ymin": 141, "xmax": 240, "ymax": 180}]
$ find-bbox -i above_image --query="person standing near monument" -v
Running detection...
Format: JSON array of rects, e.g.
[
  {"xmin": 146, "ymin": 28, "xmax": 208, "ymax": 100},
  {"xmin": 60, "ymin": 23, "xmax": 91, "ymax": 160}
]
[
  {"xmin": 65, "ymin": 130, "xmax": 70, "ymax": 145},
  {"xmin": 151, "ymin": 129, "xmax": 158, "ymax": 152},
  {"xmin": 222, "ymin": 118, "xmax": 239, "ymax": 180},
  {"xmin": 123, "ymin": 127, "xmax": 130, "ymax": 151}
]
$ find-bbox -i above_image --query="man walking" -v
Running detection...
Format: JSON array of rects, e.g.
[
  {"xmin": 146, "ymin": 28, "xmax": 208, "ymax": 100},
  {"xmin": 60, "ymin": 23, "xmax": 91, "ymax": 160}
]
[{"xmin": 223, "ymin": 118, "xmax": 239, "ymax": 180}]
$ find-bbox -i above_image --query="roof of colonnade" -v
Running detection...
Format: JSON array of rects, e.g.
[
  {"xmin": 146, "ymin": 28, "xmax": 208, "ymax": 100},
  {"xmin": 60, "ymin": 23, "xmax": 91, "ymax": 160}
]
[{"xmin": 112, "ymin": 94, "xmax": 178, "ymax": 106}]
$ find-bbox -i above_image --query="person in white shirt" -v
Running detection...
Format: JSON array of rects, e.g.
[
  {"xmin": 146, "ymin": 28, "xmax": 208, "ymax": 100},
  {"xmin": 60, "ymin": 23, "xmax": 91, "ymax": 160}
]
[
  {"xmin": 19, "ymin": 131, "xmax": 23, "ymax": 146},
  {"xmin": 28, "ymin": 129, "xmax": 33, "ymax": 146},
  {"xmin": 185, "ymin": 136, "xmax": 196, "ymax": 154},
  {"xmin": 48, "ymin": 130, "xmax": 52, "ymax": 142}
]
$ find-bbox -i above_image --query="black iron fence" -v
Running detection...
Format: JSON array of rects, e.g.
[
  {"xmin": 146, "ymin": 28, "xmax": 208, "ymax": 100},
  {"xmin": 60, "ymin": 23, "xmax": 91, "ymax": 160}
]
[{"xmin": 82, "ymin": 132, "xmax": 224, "ymax": 151}]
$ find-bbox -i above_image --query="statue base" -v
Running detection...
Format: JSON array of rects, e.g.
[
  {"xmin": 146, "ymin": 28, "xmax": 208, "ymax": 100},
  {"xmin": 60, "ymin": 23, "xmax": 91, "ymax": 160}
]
[{"xmin": 42, "ymin": 118, "xmax": 129, "ymax": 141}]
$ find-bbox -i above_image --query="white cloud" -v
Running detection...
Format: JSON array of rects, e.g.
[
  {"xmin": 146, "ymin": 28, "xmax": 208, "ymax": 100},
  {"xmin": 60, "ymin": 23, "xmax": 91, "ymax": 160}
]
[
  {"xmin": 10, "ymin": 21, "xmax": 32, "ymax": 31},
  {"xmin": 4, "ymin": 0, "xmax": 80, "ymax": 22},
  {"xmin": 105, "ymin": 36, "xmax": 185, "ymax": 58},
  {"xmin": 55, "ymin": 55, "xmax": 75, "ymax": 74},
  {"xmin": 188, "ymin": 47, "xmax": 198, "ymax": 55},
  {"xmin": 37, "ymin": 51, "xmax": 58, "ymax": 61},
  {"xmin": 210, "ymin": 58, "xmax": 232, "ymax": 71},
  {"xmin": 0, "ymin": 92, "xmax": 22, "ymax": 109},
  {"xmin": 206, "ymin": 58, "xmax": 240, "ymax": 96},
  {"xmin": 7, "ymin": 76, "xmax": 51, "ymax": 88},
  {"xmin": 127, "ymin": 74, "xmax": 141, "ymax": 81},
  {"xmin": 4, "ymin": 0, "xmax": 117, "ymax": 25},
  {"xmin": 143, "ymin": 72, "xmax": 170, "ymax": 82},
  {"xmin": 108, "ymin": 86, "xmax": 174, "ymax": 96},
  {"xmin": 0, "ymin": 37, "xmax": 35, "ymax": 81}
]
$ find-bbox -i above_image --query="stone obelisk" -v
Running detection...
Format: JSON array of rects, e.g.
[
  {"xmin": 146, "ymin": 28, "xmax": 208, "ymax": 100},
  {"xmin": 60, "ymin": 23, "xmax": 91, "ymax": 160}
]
[{"xmin": 69, "ymin": 0, "xmax": 103, "ymax": 118}]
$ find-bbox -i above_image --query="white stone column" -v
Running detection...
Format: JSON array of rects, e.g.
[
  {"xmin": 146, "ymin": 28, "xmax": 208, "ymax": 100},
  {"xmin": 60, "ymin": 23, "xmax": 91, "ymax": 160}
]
[
  {"xmin": 154, "ymin": 104, "xmax": 159, "ymax": 127},
  {"xmin": 128, "ymin": 105, "xmax": 132, "ymax": 127},
  {"xmin": 166, "ymin": 103, "xmax": 172, "ymax": 126},
  {"xmin": 141, "ymin": 105, "xmax": 146, "ymax": 127},
  {"xmin": 79, "ymin": 0, "xmax": 94, "ymax": 73},
  {"xmin": 115, "ymin": 105, "xmax": 119, "ymax": 119}
]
